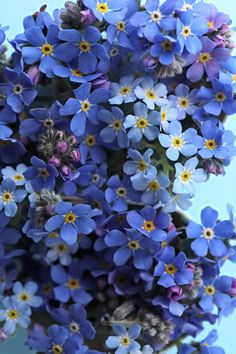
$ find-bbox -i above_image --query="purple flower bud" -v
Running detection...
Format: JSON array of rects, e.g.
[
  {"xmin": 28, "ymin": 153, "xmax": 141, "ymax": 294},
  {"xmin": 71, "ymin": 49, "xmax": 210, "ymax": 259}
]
[
  {"xmin": 70, "ymin": 149, "xmax": 80, "ymax": 162},
  {"xmin": 228, "ymin": 278, "xmax": 236, "ymax": 297},
  {"xmin": 167, "ymin": 223, "xmax": 176, "ymax": 232},
  {"xmin": 186, "ymin": 263, "xmax": 195, "ymax": 273},
  {"xmin": 27, "ymin": 66, "xmax": 41, "ymax": 85},
  {"xmin": 204, "ymin": 160, "xmax": 225, "ymax": 176},
  {"xmin": 68, "ymin": 135, "xmax": 77, "ymax": 145},
  {"xmin": 168, "ymin": 286, "xmax": 183, "ymax": 301},
  {"xmin": 57, "ymin": 141, "xmax": 68, "ymax": 153},
  {"xmin": 143, "ymin": 55, "xmax": 157, "ymax": 70},
  {"xmin": 92, "ymin": 75, "xmax": 110, "ymax": 90},
  {"xmin": 0, "ymin": 330, "xmax": 8, "ymax": 342},
  {"xmin": 46, "ymin": 204, "xmax": 55, "ymax": 216},
  {"xmin": 81, "ymin": 9, "xmax": 96, "ymax": 25},
  {"xmin": 48, "ymin": 156, "xmax": 61, "ymax": 167},
  {"xmin": 61, "ymin": 165, "xmax": 71, "ymax": 177}
]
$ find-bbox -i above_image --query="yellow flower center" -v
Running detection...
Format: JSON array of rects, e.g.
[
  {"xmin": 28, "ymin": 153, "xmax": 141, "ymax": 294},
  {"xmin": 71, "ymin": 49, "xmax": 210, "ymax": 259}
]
[
  {"xmin": 199, "ymin": 52, "xmax": 212, "ymax": 63},
  {"xmin": 180, "ymin": 170, "xmax": 191, "ymax": 182},
  {"xmin": 150, "ymin": 10, "xmax": 162, "ymax": 22},
  {"xmin": 81, "ymin": 100, "xmax": 91, "ymax": 112},
  {"xmin": 48, "ymin": 232, "xmax": 59, "ymax": 238},
  {"xmin": 112, "ymin": 120, "xmax": 122, "ymax": 131},
  {"xmin": 7, "ymin": 309, "xmax": 19, "ymax": 320},
  {"xmin": 146, "ymin": 90, "xmax": 156, "ymax": 100},
  {"xmin": 41, "ymin": 43, "xmax": 53, "ymax": 55},
  {"xmin": 52, "ymin": 344, "xmax": 63, "ymax": 354},
  {"xmin": 161, "ymin": 111, "xmax": 167, "ymax": 121},
  {"xmin": 71, "ymin": 69, "xmax": 83, "ymax": 77},
  {"xmin": 232, "ymin": 74, "xmax": 236, "ymax": 82},
  {"xmin": 119, "ymin": 85, "xmax": 131, "ymax": 96},
  {"xmin": 203, "ymin": 228, "xmax": 214, "ymax": 240},
  {"xmin": 149, "ymin": 181, "xmax": 160, "ymax": 191},
  {"xmin": 85, "ymin": 135, "xmax": 96, "ymax": 146},
  {"xmin": 120, "ymin": 335, "xmax": 131, "ymax": 347},
  {"xmin": 79, "ymin": 41, "xmax": 91, "ymax": 53},
  {"xmin": 161, "ymin": 40, "xmax": 173, "ymax": 51},
  {"xmin": 161, "ymin": 241, "xmax": 167, "ymax": 249},
  {"xmin": 215, "ymin": 92, "xmax": 226, "ymax": 102},
  {"xmin": 2, "ymin": 192, "xmax": 12, "ymax": 203},
  {"xmin": 19, "ymin": 293, "xmax": 30, "ymax": 301},
  {"xmin": 96, "ymin": 2, "xmax": 109, "ymax": 13},
  {"xmin": 205, "ymin": 285, "xmax": 215, "ymax": 296},
  {"xmin": 56, "ymin": 243, "xmax": 67, "ymax": 252},
  {"xmin": 178, "ymin": 97, "xmax": 189, "ymax": 109},
  {"xmin": 172, "ymin": 136, "xmax": 184, "ymax": 148},
  {"xmin": 128, "ymin": 240, "xmax": 140, "ymax": 250},
  {"xmin": 67, "ymin": 278, "xmax": 80, "ymax": 290},
  {"xmin": 38, "ymin": 168, "xmax": 50, "ymax": 178},
  {"xmin": 165, "ymin": 263, "xmax": 177, "ymax": 274},
  {"xmin": 137, "ymin": 117, "xmax": 148, "ymax": 128},
  {"xmin": 64, "ymin": 212, "xmax": 76, "ymax": 224},
  {"xmin": 116, "ymin": 187, "xmax": 127, "ymax": 197},
  {"xmin": 143, "ymin": 220, "xmax": 155, "ymax": 232},
  {"xmin": 13, "ymin": 174, "xmax": 25, "ymax": 181},
  {"xmin": 116, "ymin": 21, "xmax": 126, "ymax": 31},
  {"xmin": 137, "ymin": 160, "xmax": 147, "ymax": 171},
  {"xmin": 207, "ymin": 21, "xmax": 214, "ymax": 29},
  {"xmin": 182, "ymin": 26, "xmax": 192, "ymax": 37},
  {"xmin": 205, "ymin": 139, "xmax": 217, "ymax": 150},
  {"xmin": 70, "ymin": 321, "xmax": 80, "ymax": 333}
]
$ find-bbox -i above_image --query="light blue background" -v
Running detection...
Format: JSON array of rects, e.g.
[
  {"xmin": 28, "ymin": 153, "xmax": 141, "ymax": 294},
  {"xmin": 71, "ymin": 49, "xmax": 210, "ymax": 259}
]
[{"xmin": 0, "ymin": 0, "xmax": 235, "ymax": 353}]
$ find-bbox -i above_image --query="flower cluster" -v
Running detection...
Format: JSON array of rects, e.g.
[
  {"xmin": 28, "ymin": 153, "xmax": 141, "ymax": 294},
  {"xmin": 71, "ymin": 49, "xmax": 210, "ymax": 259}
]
[{"xmin": 0, "ymin": 1, "xmax": 235, "ymax": 353}]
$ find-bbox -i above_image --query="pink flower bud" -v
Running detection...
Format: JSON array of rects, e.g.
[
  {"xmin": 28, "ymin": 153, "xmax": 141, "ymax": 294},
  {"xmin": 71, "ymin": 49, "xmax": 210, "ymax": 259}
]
[
  {"xmin": 81, "ymin": 9, "xmax": 96, "ymax": 25},
  {"xmin": 68, "ymin": 135, "xmax": 77, "ymax": 145},
  {"xmin": 70, "ymin": 149, "xmax": 80, "ymax": 162},
  {"xmin": 92, "ymin": 75, "xmax": 110, "ymax": 90},
  {"xmin": 61, "ymin": 165, "xmax": 71, "ymax": 176},
  {"xmin": 48, "ymin": 156, "xmax": 61, "ymax": 167},
  {"xmin": 186, "ymin": 263, "xmax": 195, "ymax": 272},
  {"xmin": 57, "ymin": 141, "xmax": 68, "ymax": 153},
  {"xmin": 228, "ymin": 278, "xmax": 236, "ymax": 297},
  {"xmin": 167, "ymin": 222, "xmax": 176, "ymax": 232},
  {"xmin": 27, "ymin": 66, "xmax": 41, "ymax": 85},
  {"xmin": 168, "ymin": 285, "xmax": 183, "ymax": 301}
]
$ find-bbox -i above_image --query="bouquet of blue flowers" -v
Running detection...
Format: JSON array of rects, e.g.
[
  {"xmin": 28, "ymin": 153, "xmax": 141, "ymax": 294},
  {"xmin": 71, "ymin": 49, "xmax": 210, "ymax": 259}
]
[{"xmin": 0, "ymin": 0, "xmax": 236, "ymax": 353}]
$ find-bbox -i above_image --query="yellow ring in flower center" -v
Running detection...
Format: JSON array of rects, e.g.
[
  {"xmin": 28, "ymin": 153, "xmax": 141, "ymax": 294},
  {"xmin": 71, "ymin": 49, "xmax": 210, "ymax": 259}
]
[
  {"xmin": 79, "ymin": 41, "xmax": 91, "ymax": 53},
  {"xmin": 205, "ymin": 285, "xmax": 215, "ymax": 295},
  {"xmin": 137, "ymin": 117, "xmax": 148, "ymax": 128},
  {"xmin": 116, "ymin": 21, "xmax": 126, "ymax": 31},
  {"xmin": 128, "ymin": 240, "xmax": 140, "ymax": 250},
  {"xmin": 116, "ymin": 187, "xmax": 127, "ymax": 197},
  {"xmin": 161, "ymin": 40, "xmax": 173, "ymax": 51},
  {"xmin": 199, "ymin": 52, "xmax": 212, "ymax": 63},
  {"xmin": 180, "ymin": 170, "xmax": 191, "ymax": 182},
  {"xmin": 52, "ymin": 344, "xmax": 63, "ymax": 354},
  {"xmin": 81, "ymin": 100, "xmax": 91, "ymax": 112},
  {"xmin": 120, "ymin": 335, "xmax": 131, "ymax": 347},
  {"xmin": 13, "ymin": 174, "xmax": 25, "ymax": 181},
  {"xmin": 146, "ymin": 90, "xmax": 156, "ymax": 100},
  {"xmin": 143, "ymin": 220, "xmax": 155, "ymax": 232},
  {"xmin": 7, "ymin": 309, "xmax": 19, "ymax": 320},
  {"xmin": 119, "ymin": 86, "xmax": 131, "ymax": 95},
  {"xmin": 178, "ymin": 97, "xmax": 189, "ymax": 109},
  {"xmin": 67, "ymin": 278, "xmax": 80, "ymax": 289},
  {"xmin": 85, "ymin": 135, "xmax": 96, "ymax": 146},
  {"xmin": 2, "ymin": 192, "xmax": 12, "ymax": 203},
  {"xmin": 41, "ymin": 43, "xmax": 53, "ymax": 55},
  {"xmin": 112, "ymin": 120, "xmax": 122, "ymax": 131},
  {"xmin": 205, "ymin": 139, "xmax": 217, "ymax": 150},
  {"xmin": 149, "ymin": 181, "xmax": 160, "ymax": 191},
  {"xmin": 182, "ymin": 26, "xmax": 192, "ymax": 37},
  {"xmin": 172, "ymin": 137, "xmax": 183, "ymax": 148},
  {"xmin": 215, "ymin": 92, "xmax": 226, "ymax": 102},
  {"xmin": 64, "ymin": 212, "xmax": 76, "ymax": 224},
  {"xmin": 137, "ymin": 160, "xmax": 147, "ymax": 171},
  {"xmin": 203, "ymin": 228, "xmax": 214, "ymax": 240},
  {"xmin": 165, "ymin": 263, "xmax": 177, "ymax": 274},
  {"xmin": 96, "ymin": 3, "xmax": 109, "ymax": 13}
]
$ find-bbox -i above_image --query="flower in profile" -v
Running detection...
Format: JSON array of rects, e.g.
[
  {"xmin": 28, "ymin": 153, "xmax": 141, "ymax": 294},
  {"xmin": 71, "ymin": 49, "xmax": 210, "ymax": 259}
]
[
  {"xmin": 134, "ymin": 77, "xmax": 168, "ymax": 109},
  {"xmin": 159, "ymin": 120, "xmax": 198, "ymax": 161},
  {"xmin": 154, "ymin": 247, "xmax": 193, "ymax": 288},
  {"xmin": 83, "ymin": 0, "xmax": 129, "ymax": 24},
  {"xmin": 12, "ymin": 281, "xmax": 43, "ymax": 308},
  {"xmin": 24, "ymin": 156, "xmax": 59, "ymax": 192},
  {"xmin": 173, "ymin": 157, "xmax": 207, "ymax": 194},
  {"xmin": 124, "ymin": 102, "xmax": 159, "ymax": 143},
  {"xmin": 0, "ymin": 178, "xmax": 27, "ymax": 217},
  {"xmin": 127, "ymin": 206, "xmax": 170, "ymax": 241},
  {"xmin": 0, "ymin": 297, "xmax": 31, "ymax": 335},
  {"xmin": 106, "ymin": 323, "xmax": 142, "ymax": 353},
  {"xmin": 186, "ymin": 206, "xmax": 234, "ymax": 257},
  {"xmin": 45, "ymin": 201, "xmax": 101, "ymax": 245},
  {"xmin": 60, "ymin": 82, "xmax": 111, "ymax": 137}
]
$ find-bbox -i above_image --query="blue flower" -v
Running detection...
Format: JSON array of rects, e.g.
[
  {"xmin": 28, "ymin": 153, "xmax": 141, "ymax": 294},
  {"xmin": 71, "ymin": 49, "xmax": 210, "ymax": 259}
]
[
  {"xmin": 98, "ymin": 107, "xmax": 128, "ymax": 148},
  {"xmin": 21, "ymin": 25, "xmax": 68, "ymax": 78},
  {"xmin": 195, "ymin": 121, "xmax": 230, "ymax": 159},
  {"xmin": 134, "ymin": 77, "xmax": 168, "ymax": 109},
  {"xmin": 197, "ymin": 79, "xmax": 236, "ymax": 116},
  {"xmin": 45, "ymin": 201, "xmax": 101, "ymax": 245},
  {"xmin": 1, "ymin": 163, "xmax": 27, "ymax": 186},
  {"xmin": 127, "ymin": 206, "xmax": 170, "ymax": 241},
  {"xmin": 46, "ymin": 239, "xmax": 78, "ymax": 266},
  {"xmin": 55, "ymin": 26, "xmax": 108, "ymax": 74},
  {"xmin": 169, "ymin": 84, "xmax": 198, "ymax": 119},
  {"xmin": 124, "ymin": 102, "xmax": 159, "ymax": 143},
  {"xmin": 4, "ymin": 68, "xmax": 37, "ymax": 113},
  {"xmin": 173, "ymin": 157, "xmax": 207, "ymax": 194},
  {"xmin": 0, "ymin": 24, "xmax": 8, "ymax": 46},
  {"xmin": 154, "ymin": 247, "xmax": 193, "ymax": 288},
  {"xmin": 123, "ymin": 148, "xmax": 156, "ymax": 179},
  {"xmin": 186, "ymin": 206, "xmax": 234, "ymax": 257},
  {"xmin": 159, "ymin": 120, "xmax": 198, "ymax": 161},
  {"xmin": 51, "ymin": 260, "xmax": 93, "ymax": 304},
  {"xmin": 157, "ymin": 101, "xmax": 179, "ymax": 133},
  {"xmin": 130, "ymin": 0, "xmax": 176, "ymax": 41},
  {"xmin": 150, "ymin": 34, "xmax": 182, "ymax": 65},
  {"xmin": 83, "ymin": 0, "xmax": 129, "ymax": 24},
  {"xmin": 60, "ymin": 82, "xmax": 110, "ymax": 137},
  {"xmin": 12, "ymin": 281, "xmax": 43, "ymax": 308},
  {"xmin": 0, "ymin": 178, "xmax": 27, "ymax": 217},
  {"xmin": 176, "ymin": 11, "xmax": 208, "ymax": 54},
  {"xmin": 105, "ymin": 229, "xmax": 159, "ymax": 269},
  {"xmin": 24, "ymin": 156, "xmax": 58, "ymax": 192},
  {"xmin": 199, "ymin": 276, "xmax": 232, "ymax": 313},
  {"xmin": 106, "ymin": 323, "xmax": 141, "ymax": 353},
  {"xmin": 109, "ymin": 75, "xmax": 141, "ymax": 105},
  {"xmin": 0, "ymin": 297, "xmax": 31, "ymax": 335}
]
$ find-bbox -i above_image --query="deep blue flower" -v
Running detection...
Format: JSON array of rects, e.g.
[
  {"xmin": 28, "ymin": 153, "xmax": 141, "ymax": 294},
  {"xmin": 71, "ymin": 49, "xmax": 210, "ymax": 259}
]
[
  {"xmin": 150, "ymin": 34, "xmax": 182, "ymax": 65},
  {"xmin": 24, "ymin": 156, "xmax": 58, "ymax": 192},
  {"xmin": 21, "ymin": 25, "xmax": 68, "ymax": 78},
  {"xmin": 51, "ymin": 260, "xmax": 93, "ymax": 304},
  {"xmin": 83, "ymin": 0, "xmax": 129, "ymax": 24},
  {"xmin": 106, "ymin": 323, "xmax": 141, "ymax": 353},
  {"xmin": 154, "ymin": 247, "xmax": 193, "ymax": 288},
  {"xmin": 159, "ymin": 120, "xmax": 198, "ymax": 161},
  {"xmin": 60, "ymin": 82, "xmax": 111, "ymax": 137},
  {"xmin": 186, "ymin": 206, "xmax": 234, "ymax": 257},
  {"xmin": 127, "ymin": 206, "xmax": 170, "ymax": 241},
  {"xmin": 55, "ymin": 26, "xmax": 108, "ymax": 74},
  {"xmin": 45, "ymin": 201, "xmax": 101, "ymax": 245},
  {"xmin": 0, "ymin": 178, "xmax": 27, "ymax": 217},
  {"xmin": 0, "ymin": 297, "xmax": 31, "ymax": 335}
]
